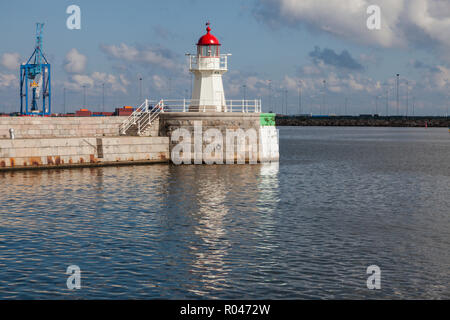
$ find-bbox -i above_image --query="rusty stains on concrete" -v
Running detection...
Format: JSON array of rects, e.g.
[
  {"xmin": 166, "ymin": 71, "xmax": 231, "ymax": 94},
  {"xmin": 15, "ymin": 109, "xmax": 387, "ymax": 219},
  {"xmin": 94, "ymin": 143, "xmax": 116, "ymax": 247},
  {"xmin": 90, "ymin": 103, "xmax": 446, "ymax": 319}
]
[
  {"xmin": 1, "ymin": 135, "xmax": 171, "ymax": 170},
  {"xmin": 30, "ymin": 157, "xmax": 41, "ymax": 166},
  {"xmin": 159, "ymin": 152, "xmax": 167, "ymax": 161}
]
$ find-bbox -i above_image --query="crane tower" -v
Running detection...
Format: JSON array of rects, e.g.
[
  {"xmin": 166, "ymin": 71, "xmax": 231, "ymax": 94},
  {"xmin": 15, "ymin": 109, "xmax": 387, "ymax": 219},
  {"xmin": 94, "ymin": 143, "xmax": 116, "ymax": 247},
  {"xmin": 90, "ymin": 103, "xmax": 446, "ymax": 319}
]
[{"xmin": 20, "ymin": 23, "xmax": 51, "ymax": 115}]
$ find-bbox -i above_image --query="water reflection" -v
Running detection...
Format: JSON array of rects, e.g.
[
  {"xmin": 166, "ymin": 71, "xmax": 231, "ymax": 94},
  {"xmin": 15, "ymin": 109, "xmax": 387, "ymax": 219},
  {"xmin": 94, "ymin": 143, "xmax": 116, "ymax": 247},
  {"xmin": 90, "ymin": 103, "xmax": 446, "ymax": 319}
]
[
  {"xmin": 190, "ymin": 170, "xmax": 230, "ymax": 295},
  {"xmin": 158, "ymin": 164, "xmax": 281, "ymax": 297},
  {"xmin": 1, "ymin": 127, "xmax": 449, "ymax": 299}
]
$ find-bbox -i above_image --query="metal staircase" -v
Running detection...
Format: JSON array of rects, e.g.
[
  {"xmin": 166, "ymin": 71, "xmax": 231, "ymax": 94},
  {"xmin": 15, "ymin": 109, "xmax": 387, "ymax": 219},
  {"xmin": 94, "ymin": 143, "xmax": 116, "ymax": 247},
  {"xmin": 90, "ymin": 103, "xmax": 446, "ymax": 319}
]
[{"xmin": 120, "ymin": 99, "xmax": 163, "ymax": 136}]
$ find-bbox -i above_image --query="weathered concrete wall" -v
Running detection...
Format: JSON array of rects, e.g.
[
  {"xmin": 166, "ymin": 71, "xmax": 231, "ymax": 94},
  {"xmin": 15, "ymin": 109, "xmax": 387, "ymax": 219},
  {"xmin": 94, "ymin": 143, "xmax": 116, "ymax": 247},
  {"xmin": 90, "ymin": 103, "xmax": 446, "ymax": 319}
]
[
  {"xmin": 159, "ymin": 112, "xmax": 279, "ymax": 163},
  {"xmin": 0, "ymin": 117, "xmax": 128, "ymax": 139},
  {"xmin": 0, "ymin": 136, "xmax": 169, "ymax": 170}
]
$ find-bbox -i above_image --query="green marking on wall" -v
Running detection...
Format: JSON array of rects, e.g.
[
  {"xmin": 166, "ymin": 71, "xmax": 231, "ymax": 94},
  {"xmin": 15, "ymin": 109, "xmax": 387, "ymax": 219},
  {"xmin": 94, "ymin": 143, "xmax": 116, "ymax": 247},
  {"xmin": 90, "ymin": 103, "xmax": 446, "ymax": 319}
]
[{"xmin": 260, "ymin": 113, "xmax": 276, "ymax": 126}]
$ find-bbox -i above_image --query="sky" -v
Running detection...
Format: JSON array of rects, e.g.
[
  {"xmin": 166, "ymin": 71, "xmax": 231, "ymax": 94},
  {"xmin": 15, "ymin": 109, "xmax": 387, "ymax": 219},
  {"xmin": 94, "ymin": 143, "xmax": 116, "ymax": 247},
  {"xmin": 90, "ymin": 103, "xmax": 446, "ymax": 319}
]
[{"xmin": 0, "ymin": 0, "xmax": 449, "ymax": 115}]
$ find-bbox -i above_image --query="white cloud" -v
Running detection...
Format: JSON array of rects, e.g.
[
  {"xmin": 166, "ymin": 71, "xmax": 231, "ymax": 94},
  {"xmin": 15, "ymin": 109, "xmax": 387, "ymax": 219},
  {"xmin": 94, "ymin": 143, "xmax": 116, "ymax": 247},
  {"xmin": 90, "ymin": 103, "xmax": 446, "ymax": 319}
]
[
  {"xmin": 0, "ymin": 73, "xmax": 16, "ymax": 88},
  {"xmin": 119, "ymin": 74, "xmax": 130, "ymax": 87},
  {"xmin": 152, "ymin": 75, "xmax": 166, "ymax": 91},
  {"xmin": 422, "ymin": 65, "xmax": 450, "ymax": 90},
  {"xmin": 101, "ymin": 43, "xmax": 179, "ymax": 70},
  {"xmin": 295, "ymin": 61, "xmax": 381, "ymax": 94},
  {"xmin": 224, "ymin": 71, "xmax": 271, "ymax": 97},
  {"xmin": 64, "ymin": 72, "xmax": 128, "ymax": 94},
  {"xmin": 64, "ymin": 48, "xmax": 87, "ymax": 73},
  {"xmin": 1, "ymin": 53, "xmax": 20, "ymax": 70},
  {"xmin": 406, "ymin": 0, "xmax": 450, "ymax": 48},
  {"xmin": 92, "ymin": 71, "xmax": 128, "ymax": 94},
  {"xmin": 71, "ymin": 74, "xmax": 94, "ymax": 87},
  {"xmin": 256, "ymin": 0, "xmax": 450, "ymax": 50}
]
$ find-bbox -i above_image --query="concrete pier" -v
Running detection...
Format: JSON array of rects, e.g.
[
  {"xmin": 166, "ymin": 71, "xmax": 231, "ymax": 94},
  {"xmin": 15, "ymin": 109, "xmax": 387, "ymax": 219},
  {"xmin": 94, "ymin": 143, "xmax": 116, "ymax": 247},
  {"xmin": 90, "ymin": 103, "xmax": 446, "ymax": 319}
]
[
  {"xmin": 0, "ymin": 136, "xmax": 169, "ymax": 170},
  {"xmin": 0, "ymin": 112, "xmax": 278, "ymax": 170},
  {"xmin": 0, "ymin": 117, "xmax": 169, "ymax": 170},
  {"xmin": 0, "ymin": 116, "xmax": 127, "ymax": 139},
  {"xmin": 159, "ymin": 112, "xmax": 279, "ymax": 163}
]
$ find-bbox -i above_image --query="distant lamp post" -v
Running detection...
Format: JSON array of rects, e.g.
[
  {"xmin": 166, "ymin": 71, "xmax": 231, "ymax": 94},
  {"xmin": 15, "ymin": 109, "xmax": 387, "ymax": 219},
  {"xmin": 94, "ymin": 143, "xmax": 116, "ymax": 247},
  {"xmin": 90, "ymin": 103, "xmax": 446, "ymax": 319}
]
[
  {"xmin": 396, "ymin": 74, "xmax": 400, "ymax": 116},
  {"xmin": 168, "ymin": 77, "xmax": 172, "ymax": 98},
  {"xmin": 446, "ymin": 79, "xmax": 449, "ymax": 117},
  {"xmin": 102, "ymin": 83, "xmax": 105, "ymax": 112},
  {"xmin": 298, "ymin": 80, "xmax": 302, "ymax": 115},
  {"xmin": 285, "ymin": 89, "xmax": 288, "ymax": 115},
  {"xmin": 82, "ymin": 85, "xmax": 87, "ymax": 108},
  {"xmin": 322, "ymin": 80, "xmax": 326, "ymax": 115},
  {"xmin": 406, "ymin": 80, "xmax": 409, "ymax": 117},
  {"xmin": 190, "ymin": 73, "xmax": 193, "ymax": 99},
  {"xmin": 63, "ymin": 87, "xmax": 66, "ymax": 114},
  {"xmin": 345, "ymin": 97, "xmax": 348, "ymax": 115},
  {"xmin": 375, "ymin": 95, "xmax": 379, "ymax": 115},
  {"xmin": 138, "ymin": 76, "xmax": 143, "ymax": 105},
  {"xmin": 385, "ymin": 84, "xmax": 389, "ymax": 116}
]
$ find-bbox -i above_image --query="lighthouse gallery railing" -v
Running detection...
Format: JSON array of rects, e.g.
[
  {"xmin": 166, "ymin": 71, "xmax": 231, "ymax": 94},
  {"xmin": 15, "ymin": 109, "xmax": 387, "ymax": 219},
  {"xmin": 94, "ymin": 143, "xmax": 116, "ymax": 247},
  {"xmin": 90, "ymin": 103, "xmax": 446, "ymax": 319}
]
[{"xmin": 188, "ymin": 54, "xmax": 229, "ymax": 71}]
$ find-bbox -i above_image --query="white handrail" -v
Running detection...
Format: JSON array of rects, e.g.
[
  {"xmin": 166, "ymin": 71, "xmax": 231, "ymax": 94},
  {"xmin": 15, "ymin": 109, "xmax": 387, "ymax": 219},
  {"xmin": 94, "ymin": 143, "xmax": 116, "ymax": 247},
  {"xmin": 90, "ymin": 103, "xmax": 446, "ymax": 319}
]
[
  {"xmin": 120, "ymin": 98, "xmax": 261, "ymax": 135},
  {"xmin": 120, "ymin": 99, "xmax": 148, "ymax": 134},
  {"xmin": 120, "ymin": 99, "xmax": 164, "ymax": 135},
  {"xmin": 139, "ymin": 99, "xmax": 262, "ymax": 113}
]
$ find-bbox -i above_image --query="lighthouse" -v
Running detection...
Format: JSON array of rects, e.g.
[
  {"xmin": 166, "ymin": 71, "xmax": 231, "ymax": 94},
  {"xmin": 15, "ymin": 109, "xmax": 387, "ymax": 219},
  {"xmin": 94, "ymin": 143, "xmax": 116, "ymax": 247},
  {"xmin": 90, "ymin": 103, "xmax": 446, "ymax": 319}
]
[
  {"xmin": 120, "ymin": 21, "xmax": 278, "ymax": 164},
  {"xmin": 188, "ymin": 22, "xmax": 229, "ymax": 112}
]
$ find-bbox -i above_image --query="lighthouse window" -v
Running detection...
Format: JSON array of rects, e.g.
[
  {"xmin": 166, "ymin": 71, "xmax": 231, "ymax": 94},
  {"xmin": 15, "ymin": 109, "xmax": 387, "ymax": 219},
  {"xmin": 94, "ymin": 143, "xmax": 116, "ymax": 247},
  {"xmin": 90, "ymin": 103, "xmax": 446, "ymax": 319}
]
[
  {"xmin": 211, "ymin": 45, "xmax": 219, "ymax": 56},
  {"xmin": 198, "ymin": 45, "xmax": 219, "ymax": 57},
  {"xmin": 202, "ymin": 46, "xmax": 209, "ymax": 57}
]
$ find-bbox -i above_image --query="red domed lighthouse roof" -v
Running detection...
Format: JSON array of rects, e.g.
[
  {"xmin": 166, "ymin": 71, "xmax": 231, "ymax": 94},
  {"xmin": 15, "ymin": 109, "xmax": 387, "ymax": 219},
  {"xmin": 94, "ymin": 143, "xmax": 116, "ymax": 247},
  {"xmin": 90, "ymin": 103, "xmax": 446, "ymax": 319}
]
[{"xmin": 197, "ymin": 22, "xmax": 220, "ymax": 46}]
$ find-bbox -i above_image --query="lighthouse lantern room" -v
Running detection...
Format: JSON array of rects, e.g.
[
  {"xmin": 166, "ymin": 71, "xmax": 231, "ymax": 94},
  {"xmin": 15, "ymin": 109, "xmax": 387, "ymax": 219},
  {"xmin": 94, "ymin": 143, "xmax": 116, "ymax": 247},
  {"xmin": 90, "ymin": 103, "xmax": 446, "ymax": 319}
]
[{"xmin": 188, "ymin": 22, "xmax": 229, "ymax": 112}]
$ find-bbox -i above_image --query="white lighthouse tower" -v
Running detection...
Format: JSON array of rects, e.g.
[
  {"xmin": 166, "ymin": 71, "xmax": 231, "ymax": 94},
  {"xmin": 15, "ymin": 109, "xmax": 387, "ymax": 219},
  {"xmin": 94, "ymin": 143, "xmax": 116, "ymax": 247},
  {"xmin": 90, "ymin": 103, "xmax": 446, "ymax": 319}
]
[{"xmin": 188, "ymin": 22, "xmax": 229, "ymax": 112}]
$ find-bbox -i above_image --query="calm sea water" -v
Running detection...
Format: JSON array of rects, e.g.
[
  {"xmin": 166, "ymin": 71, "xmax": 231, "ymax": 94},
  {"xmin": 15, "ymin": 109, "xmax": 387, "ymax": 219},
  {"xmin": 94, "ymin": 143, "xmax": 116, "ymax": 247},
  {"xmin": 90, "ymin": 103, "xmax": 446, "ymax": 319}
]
[{"xmin": 0, "ymin": 127, "xmax": 449, "ymax": 299}]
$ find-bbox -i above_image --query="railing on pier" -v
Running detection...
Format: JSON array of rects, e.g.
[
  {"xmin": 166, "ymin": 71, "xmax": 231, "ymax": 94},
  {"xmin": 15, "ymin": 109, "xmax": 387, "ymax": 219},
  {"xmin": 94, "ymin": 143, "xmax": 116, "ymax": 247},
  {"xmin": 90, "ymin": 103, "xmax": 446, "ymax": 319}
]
[
  {"xmin": 120, "ymin": 99, "xmax": 163, "ymax": 135},
  {"xmin": 120, "ymin": 98, "xmax": 261, "ymax": 135},
  {"xmin": 144, "ymin": 99, "xmax": 262, "ymax": 113}
]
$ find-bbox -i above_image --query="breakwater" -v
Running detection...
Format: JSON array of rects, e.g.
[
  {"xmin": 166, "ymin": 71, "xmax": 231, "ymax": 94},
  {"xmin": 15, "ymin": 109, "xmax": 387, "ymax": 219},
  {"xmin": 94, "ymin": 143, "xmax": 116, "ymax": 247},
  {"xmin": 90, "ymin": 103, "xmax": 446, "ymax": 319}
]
[
  {"xmin": 0, "ymin": 113, "xmax": 279, "ymax": 170},
  {"xmin": 276, "ymin": 116, "xmax": 450, "ymax": 127},
  {"xmin": 0, "ymin": 116, "xmax": 167, "ymax": 170},
  {"xmin": 0, "ymin": 116, "xmax": 128, "ymax": 139}
]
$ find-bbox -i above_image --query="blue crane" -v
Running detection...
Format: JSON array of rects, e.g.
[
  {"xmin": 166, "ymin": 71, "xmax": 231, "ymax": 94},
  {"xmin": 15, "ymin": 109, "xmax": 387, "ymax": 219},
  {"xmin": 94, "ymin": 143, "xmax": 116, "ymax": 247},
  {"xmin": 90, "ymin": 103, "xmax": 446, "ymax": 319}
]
[{"xmin": 20, "ymin": 23, "xmax": 51, "ymax": 115}]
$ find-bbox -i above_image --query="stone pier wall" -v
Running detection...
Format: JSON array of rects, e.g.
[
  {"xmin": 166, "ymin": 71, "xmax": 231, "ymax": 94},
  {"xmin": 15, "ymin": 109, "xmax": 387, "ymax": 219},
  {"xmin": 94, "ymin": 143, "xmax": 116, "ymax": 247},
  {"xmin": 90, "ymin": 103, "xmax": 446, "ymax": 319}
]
[
  {"xmin": 0, "ymin": 136, "xmax": 169, "ymax": 170},
  {"xmin": 0, "ymin": 117, "xmax": 128, "ymax": 139},
  {"xmin": 159, "ymin": 112, "xmax": 279, "ymax": 163}
]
